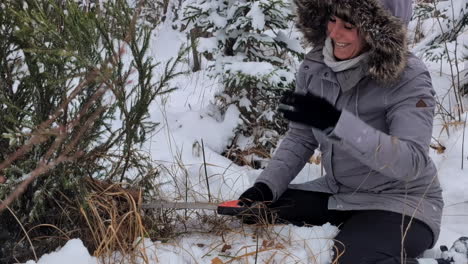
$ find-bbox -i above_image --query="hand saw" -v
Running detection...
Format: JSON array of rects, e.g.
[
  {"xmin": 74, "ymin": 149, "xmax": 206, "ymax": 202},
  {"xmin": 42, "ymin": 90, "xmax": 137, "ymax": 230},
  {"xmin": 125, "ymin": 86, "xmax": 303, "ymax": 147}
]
[{"xmin": 142, "ymin": 200, "xmax": 248, "ymax": 216}]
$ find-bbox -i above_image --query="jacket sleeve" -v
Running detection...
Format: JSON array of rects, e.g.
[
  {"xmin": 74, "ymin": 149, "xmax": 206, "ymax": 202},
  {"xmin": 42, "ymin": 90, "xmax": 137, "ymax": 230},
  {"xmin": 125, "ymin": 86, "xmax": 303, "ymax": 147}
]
[
  {"xmin": 255, "ymin": 64, "xmax": 319, "ymax": 201},
  {"xmin": 328, "ymin": 71, "xmax": 435, "ymax": 181}
]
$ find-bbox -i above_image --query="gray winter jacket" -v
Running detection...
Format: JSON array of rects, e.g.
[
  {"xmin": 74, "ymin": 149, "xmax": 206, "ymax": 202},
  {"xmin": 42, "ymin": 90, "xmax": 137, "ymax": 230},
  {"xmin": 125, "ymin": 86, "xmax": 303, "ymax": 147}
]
[{"xmin": 255, "ymin": 0, "xmax": 444, "ymax": 247}]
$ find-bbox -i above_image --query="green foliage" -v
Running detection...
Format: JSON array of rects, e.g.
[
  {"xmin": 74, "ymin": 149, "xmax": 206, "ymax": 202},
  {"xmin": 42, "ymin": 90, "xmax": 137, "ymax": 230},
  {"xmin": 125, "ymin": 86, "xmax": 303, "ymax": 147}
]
[{"xmin": 0, "ymin": 0, "xmax": 184, "ymax": 261}]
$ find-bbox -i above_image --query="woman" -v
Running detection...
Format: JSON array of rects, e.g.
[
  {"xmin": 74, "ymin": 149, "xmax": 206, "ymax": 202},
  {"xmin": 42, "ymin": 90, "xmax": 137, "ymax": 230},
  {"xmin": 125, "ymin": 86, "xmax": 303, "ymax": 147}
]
[{"xmin": 238, "ymin": 0, "xmax": 447, "ymax": 263}]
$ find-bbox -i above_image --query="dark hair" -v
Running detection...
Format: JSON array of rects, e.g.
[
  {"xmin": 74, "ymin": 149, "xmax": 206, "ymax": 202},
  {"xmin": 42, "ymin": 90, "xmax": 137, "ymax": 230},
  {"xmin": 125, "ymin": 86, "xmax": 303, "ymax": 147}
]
[{"xmin": 330, "ymin": 7, "xmax": 357, "ymax": 26}]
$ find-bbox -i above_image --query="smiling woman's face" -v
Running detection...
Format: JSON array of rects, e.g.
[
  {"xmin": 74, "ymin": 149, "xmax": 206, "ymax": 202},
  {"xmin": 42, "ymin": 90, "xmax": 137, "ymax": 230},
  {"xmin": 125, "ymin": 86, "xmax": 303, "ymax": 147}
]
[{"xmin": 327, "ymin": 16, "xmax": 367, "ymax": 60}]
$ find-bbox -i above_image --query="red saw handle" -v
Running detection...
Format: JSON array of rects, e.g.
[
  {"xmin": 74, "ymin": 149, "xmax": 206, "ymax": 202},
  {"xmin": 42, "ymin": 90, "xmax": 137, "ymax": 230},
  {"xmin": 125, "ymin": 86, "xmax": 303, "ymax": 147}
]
[
  {"xmin": 217, "ymin": 200, "xmax": 245, "ymax": 216},
  {"xmin": 217, "ymin": 200, "xmax": 271, "ymax": 217}
]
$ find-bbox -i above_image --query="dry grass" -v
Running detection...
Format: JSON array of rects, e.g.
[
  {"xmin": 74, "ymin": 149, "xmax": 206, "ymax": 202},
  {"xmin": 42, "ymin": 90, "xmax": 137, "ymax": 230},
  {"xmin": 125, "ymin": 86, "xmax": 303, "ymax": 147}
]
[
  {"xmin": 5, "ymin": 206, "xmax": 38, "ymax": 262},
  {"xmin": 79, "ymin": 178, "xmax": 149, "ymax": 263},
  {"xmin": 224, "ymin": 146, "xmax": 271, "ymax": 168},
  {"xmin": 203, "ymin": 222, "xmax": 344, "ymax": 264}
]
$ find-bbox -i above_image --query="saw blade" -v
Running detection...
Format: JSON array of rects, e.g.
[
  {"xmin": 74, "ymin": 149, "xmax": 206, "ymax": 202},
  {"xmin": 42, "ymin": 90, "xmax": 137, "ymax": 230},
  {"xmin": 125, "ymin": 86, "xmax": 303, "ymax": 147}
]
[{"xmin": 142, "ymin": 200, "xmax": 219, "ymax": 210}]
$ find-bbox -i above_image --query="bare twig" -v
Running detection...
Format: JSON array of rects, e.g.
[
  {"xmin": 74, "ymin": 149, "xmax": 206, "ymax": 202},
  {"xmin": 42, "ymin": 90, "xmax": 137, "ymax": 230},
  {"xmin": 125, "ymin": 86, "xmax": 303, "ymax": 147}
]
[
  {"xmin": 462, "ymin": 112, "xmax": 467, "ymax": 170},
  {"xmin": 201, "ymin": 139, "xmax": 211, "ymax": 202},
  {"xmin": 0, "ymin": 102, "xmax": 107, "ymax": 212},
  {"xmin": 432, "ymin": 0, "xmax": 464, "ymax": 120},
  {"xmin": 6, "ymin": 206, "xmax": 37, "ymax": 261},
  {"xmin": 0, "ymin": 73, "xmax": 97, "ymax": 173},
  {"xmin": 255, "ymin": 228, "xmax": 259, "ymax": 264}
]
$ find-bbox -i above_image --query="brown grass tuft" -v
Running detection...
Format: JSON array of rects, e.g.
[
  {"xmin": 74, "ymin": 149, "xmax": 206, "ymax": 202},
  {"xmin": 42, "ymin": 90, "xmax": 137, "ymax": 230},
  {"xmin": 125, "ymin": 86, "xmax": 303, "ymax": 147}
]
[{"xmin": 79, "ymin": 178, "xmax": 149, "ymax": 262}]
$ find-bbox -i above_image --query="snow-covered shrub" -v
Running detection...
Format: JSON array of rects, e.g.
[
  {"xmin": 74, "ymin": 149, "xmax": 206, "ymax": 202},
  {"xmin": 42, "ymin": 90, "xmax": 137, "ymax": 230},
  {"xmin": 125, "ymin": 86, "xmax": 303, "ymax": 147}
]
[
  {"xmin": 0, "ymin": 0, "xmax": 183, "ymax": 261},
  {"xmin": 183, "ymin": 0, "xmax": 303, "ymax": 166},
  {"xmin": 411, "ymin": 0, "xmax": 467, "ymax": 61},
  {"xmin": 410, "ymin": 0, "xmax": 467, "ymax": 120}
]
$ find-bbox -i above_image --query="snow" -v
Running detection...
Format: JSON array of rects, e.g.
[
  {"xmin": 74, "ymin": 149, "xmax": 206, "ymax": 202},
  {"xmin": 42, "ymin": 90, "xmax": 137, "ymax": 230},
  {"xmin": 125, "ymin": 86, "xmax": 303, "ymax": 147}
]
[
  {"xmin": 26, "ymin": 225, "xmax": 339, "ymax": 264},
  {"xmin": 418, "ymin": 259, "xmax": 438, "ymax": 264},
  {"xmin": 197, "ymin": 37, "xmax": 218, "ymax": 53},
  {"xmin": 432, "ymin": 128, "xmax": 468, "ymax": 249},
  {"xmin": 208, "ymin": 12, "xmax": 227, "ymax": 29},
  {"xmin": 152, "ymin": 224, "xmax": 339, "ymax": 263},
  {"xmin": 224, "ymin": 61, "xmax": 275, "ymax": 77},
  {"xmin": 150, "ymin": 23, "xmax": 184, "ymax": 62},
  {"xmin": 275, "ymin": 30, "xmax": 305, "ymax": 54},
  {"xmin": 27, "ymin": 0, "xmax": 468, "ymax": 263},
  {"xmin": 153, "ymin": 104, "xmax": 240, "ymax": 155},
  {"xmin": 25, "ymin": 239, "xmax": 96, "ymax": 264},
  {"xmin": 238, "ymin": 96, "xmax": 252, "ymax": 111},
  {"xmin": 247, "ymin": 2, "xmax": 265, "ymax": 31}
]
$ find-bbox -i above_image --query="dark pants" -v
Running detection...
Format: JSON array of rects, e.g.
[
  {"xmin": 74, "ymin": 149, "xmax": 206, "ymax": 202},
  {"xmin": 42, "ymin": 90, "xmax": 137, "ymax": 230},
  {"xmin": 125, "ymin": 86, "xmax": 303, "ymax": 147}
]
[{"xmin": 267, "ymin": 189, "xmax": 433, "ymax": 264}]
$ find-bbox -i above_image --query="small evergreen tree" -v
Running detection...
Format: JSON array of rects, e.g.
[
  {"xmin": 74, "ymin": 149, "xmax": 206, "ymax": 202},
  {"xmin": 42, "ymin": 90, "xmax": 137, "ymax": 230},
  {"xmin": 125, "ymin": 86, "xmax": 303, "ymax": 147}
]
[
  {"xmin": 0, "ymin": 0, "xmax": 184, "ymax": 261},
  {"xmin": 183, "ymin": 0, "xmax": 303, "ymax": 167}
]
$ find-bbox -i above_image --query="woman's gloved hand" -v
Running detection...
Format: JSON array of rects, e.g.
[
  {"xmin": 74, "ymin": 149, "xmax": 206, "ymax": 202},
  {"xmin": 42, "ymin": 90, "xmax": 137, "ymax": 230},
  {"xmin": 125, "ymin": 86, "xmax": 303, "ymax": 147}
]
[
  {"xmin": 238, "ymin": 182, "xmax": 273, "ymax": 207},
  {"xmin": 278, "ymin": 91, "xmax": 341, "ymax": 131}
]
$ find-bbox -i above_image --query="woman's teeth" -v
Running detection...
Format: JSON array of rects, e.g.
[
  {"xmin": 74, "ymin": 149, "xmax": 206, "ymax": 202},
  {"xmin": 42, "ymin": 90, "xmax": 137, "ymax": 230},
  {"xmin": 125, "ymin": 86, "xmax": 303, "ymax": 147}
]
[{"xmin": 335, "ymin": 42, "xmax": 348, "ymax": 47}]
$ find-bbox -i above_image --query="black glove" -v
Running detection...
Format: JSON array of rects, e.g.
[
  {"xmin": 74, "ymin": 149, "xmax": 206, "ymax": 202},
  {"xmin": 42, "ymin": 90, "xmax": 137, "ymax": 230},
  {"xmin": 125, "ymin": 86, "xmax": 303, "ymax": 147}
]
[
  {"xmin": 238, "ymin": 182, "xmax": 273, "ymax": 207},
  {"xmin": 278, "ymin": 91, "xmax": 341, "ymax": 131}
]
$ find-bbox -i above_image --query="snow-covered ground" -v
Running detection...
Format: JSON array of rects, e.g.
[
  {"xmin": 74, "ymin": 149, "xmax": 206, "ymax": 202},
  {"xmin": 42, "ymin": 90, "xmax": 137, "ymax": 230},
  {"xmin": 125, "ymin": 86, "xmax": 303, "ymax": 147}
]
[{"xmin": 26, "ymin": 3, "xmax": 468, "ymax": 264}]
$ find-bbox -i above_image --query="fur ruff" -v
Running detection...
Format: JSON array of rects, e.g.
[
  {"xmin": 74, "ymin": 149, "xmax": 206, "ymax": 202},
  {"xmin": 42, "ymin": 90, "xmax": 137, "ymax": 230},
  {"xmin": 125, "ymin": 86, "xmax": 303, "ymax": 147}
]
[{"xmin": 293, "ymin": 0, "xmax": 408, "ymax": 83}]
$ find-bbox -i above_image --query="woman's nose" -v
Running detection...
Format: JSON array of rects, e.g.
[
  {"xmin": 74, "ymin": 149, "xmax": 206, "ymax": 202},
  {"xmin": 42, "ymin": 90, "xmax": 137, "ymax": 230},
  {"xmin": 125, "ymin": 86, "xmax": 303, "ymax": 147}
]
[{"xmin": 329, "ymin": 25, "xmax": 342, "ymax": 39}]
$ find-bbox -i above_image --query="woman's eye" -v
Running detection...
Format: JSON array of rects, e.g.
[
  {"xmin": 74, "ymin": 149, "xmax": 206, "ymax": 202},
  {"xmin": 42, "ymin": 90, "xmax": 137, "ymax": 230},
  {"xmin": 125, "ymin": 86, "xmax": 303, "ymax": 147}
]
[
  {"xmin": 329, "ymin": 17, "xmax": 336, "ymax": 23},
  {"xmin": 344, "ymin": 24, "xmax": 355, "ymax": 30}
]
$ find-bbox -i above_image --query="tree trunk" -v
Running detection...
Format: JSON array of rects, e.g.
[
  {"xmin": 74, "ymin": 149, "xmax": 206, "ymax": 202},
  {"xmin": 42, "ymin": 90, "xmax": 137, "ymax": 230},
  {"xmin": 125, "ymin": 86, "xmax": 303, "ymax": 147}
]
[{"xmin": 190, "ymin": 28, "xmax": 201, "ymax": 72}]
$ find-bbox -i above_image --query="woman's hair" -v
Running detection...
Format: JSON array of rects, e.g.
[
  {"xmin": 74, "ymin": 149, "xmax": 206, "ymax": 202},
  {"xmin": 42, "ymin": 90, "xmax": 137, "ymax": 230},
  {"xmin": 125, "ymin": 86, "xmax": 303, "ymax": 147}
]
[{"xmin": 331, "ymin": 7, "xmax": 356, "ymax": 27}]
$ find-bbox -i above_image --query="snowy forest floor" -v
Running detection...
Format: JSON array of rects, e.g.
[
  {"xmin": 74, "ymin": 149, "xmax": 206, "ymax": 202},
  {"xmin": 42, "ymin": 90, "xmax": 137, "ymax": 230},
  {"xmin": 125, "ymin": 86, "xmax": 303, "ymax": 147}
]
[{"xmin": 24, "ymin": 7, "xmax": 468, "ymax": 264}]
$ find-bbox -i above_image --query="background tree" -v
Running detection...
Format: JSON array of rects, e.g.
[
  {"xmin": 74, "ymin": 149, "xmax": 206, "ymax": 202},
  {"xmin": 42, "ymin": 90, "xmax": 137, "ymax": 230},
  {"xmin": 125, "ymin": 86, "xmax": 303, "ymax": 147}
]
[{"xmin": 183, "ymin": 0, "xmax": 303, "ymax": 167}]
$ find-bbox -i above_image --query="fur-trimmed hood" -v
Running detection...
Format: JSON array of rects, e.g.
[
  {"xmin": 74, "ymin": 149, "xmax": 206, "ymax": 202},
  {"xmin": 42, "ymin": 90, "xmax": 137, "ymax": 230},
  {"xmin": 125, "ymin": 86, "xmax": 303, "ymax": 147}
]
[{"xmin": 293, "ymin": 0, "xmax": 412, "ymax": 83}]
